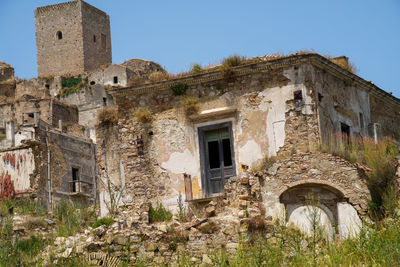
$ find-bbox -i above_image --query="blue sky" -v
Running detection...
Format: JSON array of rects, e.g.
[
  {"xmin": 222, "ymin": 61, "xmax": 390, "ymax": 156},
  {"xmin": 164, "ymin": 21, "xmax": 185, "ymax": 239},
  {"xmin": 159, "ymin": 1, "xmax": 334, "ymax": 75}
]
[{"xmin": 0, "ymin": 0, "xmax": 399, "ymax": 98}]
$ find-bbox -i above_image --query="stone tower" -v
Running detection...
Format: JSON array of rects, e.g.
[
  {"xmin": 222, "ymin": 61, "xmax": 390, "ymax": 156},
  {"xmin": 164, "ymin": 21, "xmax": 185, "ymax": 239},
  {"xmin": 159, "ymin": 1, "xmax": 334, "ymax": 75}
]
[{"xmin": 35, "ymin": 0, "xmax": 112, "ymax": 77}]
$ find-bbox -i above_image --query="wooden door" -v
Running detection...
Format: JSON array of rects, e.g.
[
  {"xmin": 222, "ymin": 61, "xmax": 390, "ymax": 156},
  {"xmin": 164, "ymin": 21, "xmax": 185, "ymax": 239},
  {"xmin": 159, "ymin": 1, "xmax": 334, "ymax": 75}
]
[{"xmin": 199, "ymin": 124, "xmax": 235, "ymax": 196}]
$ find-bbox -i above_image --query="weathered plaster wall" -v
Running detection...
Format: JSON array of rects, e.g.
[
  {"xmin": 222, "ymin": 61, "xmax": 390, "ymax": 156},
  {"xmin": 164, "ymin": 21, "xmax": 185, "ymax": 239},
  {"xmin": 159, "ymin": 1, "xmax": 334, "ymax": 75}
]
[
  {"xmin": 369, "ymin": 95, "xmax": 400, "ymax": 140},
  {"xmin": 310, "ymin": 66, "xmax": 372, "ymax": 142},
  {"xmin": 0, "ymin": 146, "xmax": 35, "ymax": 193},
  {"xmin": 98, "ymin": 63, "xmax": 322, "ymax": 215}
]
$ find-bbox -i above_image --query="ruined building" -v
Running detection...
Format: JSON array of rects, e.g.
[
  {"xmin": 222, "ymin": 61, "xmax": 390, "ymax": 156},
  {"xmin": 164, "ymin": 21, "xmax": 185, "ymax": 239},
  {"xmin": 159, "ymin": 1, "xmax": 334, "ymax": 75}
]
[{"xmin": 1, "ymin": 0, "xmax": 400, "ymax": 240}]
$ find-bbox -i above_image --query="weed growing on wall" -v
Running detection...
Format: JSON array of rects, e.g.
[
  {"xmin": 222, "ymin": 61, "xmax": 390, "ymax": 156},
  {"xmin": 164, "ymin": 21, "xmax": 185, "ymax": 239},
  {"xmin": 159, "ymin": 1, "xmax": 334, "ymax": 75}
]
[
  {"xmin": 182, "ymin": 97, "xmax": 199, "ymax": 115},
  {"xmin": 97, "ymin": 106, "xmax": 118, "ymax": 126},
  {"xmin": 190, "ymin": 63, "xmax": 203, "ymax": 74},
  {"xmin": 148, "ymin": 203, "xmax": 173, "ymax": 223},
  {"xmin": 170, "ymin": 83, "xmax": 188, "ymax": 96},
  {"xmin": 133, "ymin": 107, "xmax": 152, "ymax": 123}
]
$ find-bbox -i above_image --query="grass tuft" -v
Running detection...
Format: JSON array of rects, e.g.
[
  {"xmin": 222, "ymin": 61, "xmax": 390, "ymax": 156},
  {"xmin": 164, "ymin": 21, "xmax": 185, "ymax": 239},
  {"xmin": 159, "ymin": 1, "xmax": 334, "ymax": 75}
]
[
  {"xmin": 97, "ymin": 106, "xmax": 118, "ymax": 126},
  {"xmin": 148, "ymin": 203, "xmax": 173, "ymax": 223}
]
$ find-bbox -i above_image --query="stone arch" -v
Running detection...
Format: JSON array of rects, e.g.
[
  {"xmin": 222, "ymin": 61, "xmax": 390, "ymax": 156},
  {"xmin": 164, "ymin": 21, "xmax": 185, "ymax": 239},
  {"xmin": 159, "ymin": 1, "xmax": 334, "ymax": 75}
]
[{"xmin": 279, "ymin": 182, "xmax": 346, "ymax": 228}]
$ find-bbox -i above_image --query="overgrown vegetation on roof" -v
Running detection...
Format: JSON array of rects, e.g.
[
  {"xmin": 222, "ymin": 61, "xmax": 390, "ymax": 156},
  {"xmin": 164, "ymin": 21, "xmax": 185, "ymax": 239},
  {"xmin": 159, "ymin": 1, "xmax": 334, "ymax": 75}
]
[
  {"xmin": 59, "ymin": 76, "xmax": 88, "ymax": 97},
  {"xmin": 221, "ymin": 54, "xmax": 246, "ymax": 68}
]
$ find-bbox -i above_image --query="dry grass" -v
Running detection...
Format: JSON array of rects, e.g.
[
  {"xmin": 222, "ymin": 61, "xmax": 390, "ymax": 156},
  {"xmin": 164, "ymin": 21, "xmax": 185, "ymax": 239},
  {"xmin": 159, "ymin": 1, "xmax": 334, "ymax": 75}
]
[
  {"xmin": 221, "ymin": 54, "xmax": 246, "ymax": 68},
  {"xmin": 148, "ymin": 72, "xmax": 171, "ymax": 83},
  {"xmin": 97, "ymin": 106, "xmax": 118, "ymax": 126},
  {"xmin": 320, "ymin": 135, "xmax": 399, "ymax": 216},
  {"xmin": 133, "ymin": 107, "xmax": 152, "ymax": 123},
  {"xmin": 182, "ymin": 97, "xmax": 199, "ymax": 115}
]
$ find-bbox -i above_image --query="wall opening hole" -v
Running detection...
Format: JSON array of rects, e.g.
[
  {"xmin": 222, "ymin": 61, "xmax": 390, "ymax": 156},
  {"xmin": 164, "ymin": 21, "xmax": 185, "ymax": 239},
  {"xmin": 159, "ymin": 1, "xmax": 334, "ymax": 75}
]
[
  {"xmin": 90, "ymin": 81, "xmax": 95, "ymax": 85},
  {"xmin": 103, "ymin": 97, "xmax": 107, "ymax": 106},
  {"xmin": 318, "ymin": 93, "xmax": 323, "ymax": 102},
  {"xmin": 45, "ymin": 84, "xmax": 50, "ymax": 89},
  {"xmin": 359, "ymin": 112, "xmax": 364, "ymax": 130},
  {"xmin": 148, "ymin": 131, "xmax": 154, "ymax": 136},
  {"xmin": 56, "ymin": 31, "xmax": 63, "ymax": 40},
  {"xmin": 341, "ymin": 123, "xmax": 350, "ymax": 144},
  {"xmin": 72, "ymin": 168, "xmax": 79, "ymax": 193},
  {"xmin": 28, "ymin": 113, "xmax": 34, "ymax": 118},
  {"xmin": 293, "ymin": 90, "xmax": 303, "ymax": 101},
  {"xmin": 93, "ymin": 35, "xmax": 96, "ymax": 42},
  {"xmin": 113, "ymin": 76, "xmax": 118, "ymax": 84}
]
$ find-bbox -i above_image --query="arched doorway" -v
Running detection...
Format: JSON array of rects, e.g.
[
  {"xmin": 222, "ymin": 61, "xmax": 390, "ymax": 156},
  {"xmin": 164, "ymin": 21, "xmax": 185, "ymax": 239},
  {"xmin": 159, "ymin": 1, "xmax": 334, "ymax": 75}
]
[{"xmin": 279, "ymin": 183, "xmax": 347, "ymax": 238}]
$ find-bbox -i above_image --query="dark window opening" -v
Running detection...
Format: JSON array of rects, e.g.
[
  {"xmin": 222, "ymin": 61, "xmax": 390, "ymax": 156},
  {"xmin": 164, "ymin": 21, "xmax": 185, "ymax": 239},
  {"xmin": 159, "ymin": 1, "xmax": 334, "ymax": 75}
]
[
  {"xmin": 72, "ymin": 168, "xmax": 79, "ymax": 193},
  {"xmin": 28, "ymin": 113, "xmax": 34, "ymax": 118},
  {"xmin": 208, "ymin": 141, "xmax": 220, "ymax": 169},
  {"xmin": 113, "ymin": 76, "xmax": 118, "ymax": 84},
  {"xmin": 56, "ymin": 31, "xmax": 63, "ymax": 40},
  {"xmin": 90, "ymin": 81, "xmax": 95, "ymax": 85},
  {"xmin": 93, "ymin": 35, "xmax": 96, "ymax": 43},
  {"xmin": 222, "ymin": 139, "xmax": 232, "ymax": 166},
  {"xmin": 318, "ymin": 93, "xmax": 323, "ymax": 102},
  {"xmin": 359, "ymin": 112, "xmax": 364, "ymax": 130},
  {"xmin": 45, "ymin": 84, "xmax": 50, "ymax": 89},
  {"xmin": 294, "ymin": 90, "xmax": 303, "ymax": 101},
  {"xmin": 148, "ymin": 131, "xmax": 154, "ymax": 136},
  {"xmin": 341, "ymin": 123, "xmax": 350, "ymax": 144},
  {"xmin": 103, "ymin": 97, "xmax": 107, "ymax": 106}
]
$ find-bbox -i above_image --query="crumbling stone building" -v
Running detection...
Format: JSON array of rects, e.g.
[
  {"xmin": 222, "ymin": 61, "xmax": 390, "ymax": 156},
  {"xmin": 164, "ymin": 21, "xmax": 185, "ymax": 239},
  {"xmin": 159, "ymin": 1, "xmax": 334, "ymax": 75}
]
[{"xmin": 1, "ymin": 0, "xmax": 400, "ymax": 240}]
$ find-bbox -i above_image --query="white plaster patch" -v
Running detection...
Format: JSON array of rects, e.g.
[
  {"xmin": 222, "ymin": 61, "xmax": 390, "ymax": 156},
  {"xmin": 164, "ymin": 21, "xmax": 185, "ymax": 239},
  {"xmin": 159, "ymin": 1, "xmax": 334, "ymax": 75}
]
[
  {"xmin": 238, "ymin": 140, "xmax": 262, "ymax": 168},
  {"xmin": 287, "ymin": 204, "xmax": 334, "ymax": 239},
  {"xmin": 161, "ymin": 149, "xmax": 199, "ymax": 176},
  {"xmin": 337, "ymin": 202, "xmax": 362, "ymax": 238}
]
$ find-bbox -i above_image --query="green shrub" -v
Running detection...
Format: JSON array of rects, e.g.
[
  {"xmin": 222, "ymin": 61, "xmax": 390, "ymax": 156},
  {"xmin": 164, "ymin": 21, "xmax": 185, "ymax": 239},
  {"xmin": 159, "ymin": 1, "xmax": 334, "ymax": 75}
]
[
  {"xmin": 62, "ymin": 77, "xmax": 82, "ymax": 88},
  {"xmin": 190, "ymin": 63, "xmax": 203, "ymax": 74},
  {"xmin": 148, "ymin": 203, "xmax": 173, "ymax": 223},
  {"xmin": 170, "ymin": 83, "xmax": 188, "ymax": 96},
  {"xmin": 54, "ymin": 200, "xmax": 96, "ymax": 237},
  {"xmin": 92, "ymin": 217, "xmax": 114, "ymax": 228}
]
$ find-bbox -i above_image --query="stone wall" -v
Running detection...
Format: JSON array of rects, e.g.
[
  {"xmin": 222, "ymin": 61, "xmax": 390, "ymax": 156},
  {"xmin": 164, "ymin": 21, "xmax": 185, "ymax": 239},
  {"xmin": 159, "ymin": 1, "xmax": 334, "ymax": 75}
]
[
  {"xmin": 0, "ymin": 62, "xmax": 15, "ymax": 98},
  {"xmin": 81, "ymin": 1, "xmax": 111, "ymax": 73},
  {"xmin": 35, "ymin": 1, "xmax": 111, "ymax": 77}
]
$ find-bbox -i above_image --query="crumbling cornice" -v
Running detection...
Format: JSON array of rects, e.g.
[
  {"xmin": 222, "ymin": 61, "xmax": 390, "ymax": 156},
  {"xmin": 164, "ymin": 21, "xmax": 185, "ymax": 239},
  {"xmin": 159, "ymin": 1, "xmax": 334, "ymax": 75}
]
[{"xmin": 108, "ymin": 54, "xmax": 400, "ymax": 107}]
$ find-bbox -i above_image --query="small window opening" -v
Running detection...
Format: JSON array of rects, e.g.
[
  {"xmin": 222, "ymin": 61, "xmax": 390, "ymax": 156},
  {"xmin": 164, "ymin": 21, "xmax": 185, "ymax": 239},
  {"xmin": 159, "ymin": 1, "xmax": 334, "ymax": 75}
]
[
  {"xmin": 359, "ymin": 112, "xmax": 364, "ymax": 130},
  {"xmin": 294, "ymin": 90, "xmax": 303, "ymax": 101},
  {"xmin": 93, "ymin": 35, "xmax": 96, "ymax": 43},
  {"xmin": 103, "ymin": 97, "xmax": 107, "ymax": 106},
  {"xmin": 72, "ymin": 168, "xmax": 79, "ymax": 193},
  {"xmin": 113, "ymin": 76, "xmax": 118, "ymax": 84},
  {"xmin": 318, "ymin": 93, "xmax": 323, "ymax": 102},
  {"xmin": 45, "ymin": 84, "xmax": 50, "ymax": 89},
  {"xmin": 90, "ymin": 81, "xmax": 95, "ymax": 85},
  {"xmin": 208, "ymin": 141, "xmax": 220, "ymax": 169},
  {"xmin": 28, "ymin": 113, "xmax": 34, "ymax": 118},
  {"xmin": 148, "ymin": 131, "xmax": 154, "ymax": 136},
  {"xmin": 341, "ymin": 123, "xmax": 350, "ymax": 144},
  {"xmin": 56, "ymin": 31, "xmax": 63, "ymax": 40}
]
